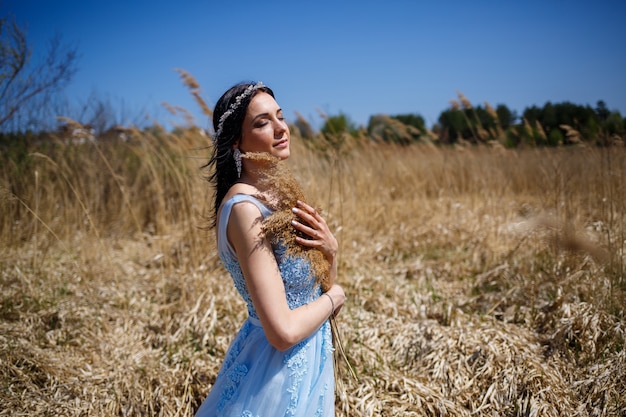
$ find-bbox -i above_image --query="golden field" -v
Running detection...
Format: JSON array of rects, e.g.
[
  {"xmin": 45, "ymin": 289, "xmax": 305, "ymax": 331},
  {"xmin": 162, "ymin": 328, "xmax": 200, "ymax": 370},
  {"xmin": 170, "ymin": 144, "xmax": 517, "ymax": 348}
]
[{"xmin": 1, "ymin": 128, "xmax": 624, "ymax": 416}]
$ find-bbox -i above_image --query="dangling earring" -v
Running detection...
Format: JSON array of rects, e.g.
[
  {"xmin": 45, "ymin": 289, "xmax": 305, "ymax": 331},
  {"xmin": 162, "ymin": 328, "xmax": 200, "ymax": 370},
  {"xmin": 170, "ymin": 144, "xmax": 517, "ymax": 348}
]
[{"xmin": 233, "ymin": 148, "xmax": 242, "ymax": 178}]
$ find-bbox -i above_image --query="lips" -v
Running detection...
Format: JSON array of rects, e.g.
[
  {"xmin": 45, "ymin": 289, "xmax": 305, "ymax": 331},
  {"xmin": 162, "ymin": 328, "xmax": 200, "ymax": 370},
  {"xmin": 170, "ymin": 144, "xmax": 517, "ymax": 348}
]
[{"xmin": 274, "ymin": 139, "xmax": 289, "ymax": 148}]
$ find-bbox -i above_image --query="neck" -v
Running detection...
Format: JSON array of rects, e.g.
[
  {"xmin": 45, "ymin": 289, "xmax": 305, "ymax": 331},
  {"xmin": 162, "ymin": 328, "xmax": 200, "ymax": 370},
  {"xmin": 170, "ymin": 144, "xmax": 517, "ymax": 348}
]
[
  {"xmin": 238, "ymin": 163, "xmax": 268, "ymax": 192},
  {"xmin": 237, "ymin": 154, "xmax": 279, "ymax": 190}
]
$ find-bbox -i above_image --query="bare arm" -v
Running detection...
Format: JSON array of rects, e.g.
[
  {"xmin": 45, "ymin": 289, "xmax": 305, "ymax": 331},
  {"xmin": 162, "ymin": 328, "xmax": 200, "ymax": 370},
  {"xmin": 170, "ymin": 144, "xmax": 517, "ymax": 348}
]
[{"xmin": 228, "ymin": 201, "xmax": 345, "ymax": 351}]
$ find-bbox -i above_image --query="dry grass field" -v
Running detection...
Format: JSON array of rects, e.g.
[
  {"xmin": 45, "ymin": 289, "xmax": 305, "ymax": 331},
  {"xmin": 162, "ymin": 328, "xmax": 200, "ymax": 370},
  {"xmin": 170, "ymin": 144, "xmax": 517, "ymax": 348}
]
[{"xmin": 1, "ymin": 127, "xmax": 625, "ymax": 416}]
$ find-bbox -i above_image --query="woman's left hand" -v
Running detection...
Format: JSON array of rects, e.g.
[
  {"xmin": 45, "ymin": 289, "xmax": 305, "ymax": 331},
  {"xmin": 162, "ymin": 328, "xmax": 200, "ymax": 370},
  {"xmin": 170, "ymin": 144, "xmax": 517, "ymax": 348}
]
[{"xmin": 291, "ymin": 200, "xmax": 338, "ymax": 262}]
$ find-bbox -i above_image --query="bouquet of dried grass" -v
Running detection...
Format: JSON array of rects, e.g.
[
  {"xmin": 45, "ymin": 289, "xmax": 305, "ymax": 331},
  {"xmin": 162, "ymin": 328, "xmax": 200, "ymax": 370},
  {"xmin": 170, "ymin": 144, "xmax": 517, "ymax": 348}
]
[{"xmin": 245, "ymin": 152, "xmax": 331, "ymax": 291}]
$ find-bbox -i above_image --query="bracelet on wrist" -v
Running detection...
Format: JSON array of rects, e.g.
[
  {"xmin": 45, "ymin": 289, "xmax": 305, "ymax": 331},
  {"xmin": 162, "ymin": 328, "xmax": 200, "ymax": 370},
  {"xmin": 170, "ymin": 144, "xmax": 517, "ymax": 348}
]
[{"xmin": 323, "ymin": 293, "xmax": 335, "ymax": 318}]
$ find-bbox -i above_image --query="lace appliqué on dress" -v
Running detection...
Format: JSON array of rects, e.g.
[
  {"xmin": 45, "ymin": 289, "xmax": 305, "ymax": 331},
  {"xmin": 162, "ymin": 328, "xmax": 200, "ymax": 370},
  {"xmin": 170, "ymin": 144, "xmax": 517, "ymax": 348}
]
[
  {"xmin": 278, "ymin": 252, "xmax": 318, "ymax": 309},
  {"xmin": 217, "ymin": 362, "xmax": 249, "ymax": 412},
  {"xmin": 321, "ymin": 321, "xmax": 334, "ymax": 364},
  {"xmin": 284, "ymin": 339, "xmax": 310, "ymax": 416},
  {"xmin": 216, "ymin": 321, "xmax": 253, "ymax": 412},
  {"xmin": 315, "ymin": 383, "xmax": 330, "ymax": 417}
]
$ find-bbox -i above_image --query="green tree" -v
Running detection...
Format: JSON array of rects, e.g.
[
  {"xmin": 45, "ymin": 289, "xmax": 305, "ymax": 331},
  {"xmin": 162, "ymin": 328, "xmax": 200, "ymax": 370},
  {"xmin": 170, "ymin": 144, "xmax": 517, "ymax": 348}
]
[
  {"xmin": 495, "ymin": 104, "xmax": 516, "ymax": 130},
  {"xmin": 542, "ymin": 102, "xmax": 557, "ymax": 129},
  {"xmin": 522, "ymin": 101, "xmax": 600, "ymax": 144},
  {"xmin": 595, "ymin": 100, "xmax": 610, "ymax": 121},
  {"xmin": 604, "ymin": 111, "xmax": 624, "ymax": 136},
  {"xmin": 0, "ymin": 16, "xmax": 79, "ymax": 132},
  {"xmin": 523, "ymin": 105, "xmax": 541, "ymax": 126},
  {"xmin": 548, "ymin": 127, "xmax": 564, "ymax": 146},
  {"xmin": 367, "ymin": 114, "xmax": 421, "ymax": 145},
  {"xmin": 320, "ymin": 112, "xmax": 358, "ymax": 140},
  {"xmin": 392, "ymin": 113, "xmax": 426, "ymax": 133},
  {"xmin": 437, "ymin": 109, "xmax": 467, "ymax": 143}
]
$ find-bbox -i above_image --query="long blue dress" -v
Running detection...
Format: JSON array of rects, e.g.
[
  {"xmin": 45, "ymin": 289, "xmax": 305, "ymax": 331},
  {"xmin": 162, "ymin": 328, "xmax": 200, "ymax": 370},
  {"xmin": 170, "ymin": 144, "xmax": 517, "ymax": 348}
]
[{"xmin": 195, "ymin": 194, "xmax": 335, "ymax": 417}]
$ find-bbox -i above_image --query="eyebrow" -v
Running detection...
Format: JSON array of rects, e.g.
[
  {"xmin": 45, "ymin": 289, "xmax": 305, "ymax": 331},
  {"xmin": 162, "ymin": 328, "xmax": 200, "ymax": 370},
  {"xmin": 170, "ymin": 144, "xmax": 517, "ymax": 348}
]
[{"xmin": 252, "ymin": 108, "xmax": 283, "ymax": 122}]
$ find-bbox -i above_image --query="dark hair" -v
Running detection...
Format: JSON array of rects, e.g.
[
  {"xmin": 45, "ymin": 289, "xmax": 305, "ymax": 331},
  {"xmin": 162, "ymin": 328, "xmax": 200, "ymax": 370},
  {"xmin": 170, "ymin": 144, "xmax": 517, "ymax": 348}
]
[{"xmin": 205, "ymin": 82, "xmax": 274, "ymax": 227}]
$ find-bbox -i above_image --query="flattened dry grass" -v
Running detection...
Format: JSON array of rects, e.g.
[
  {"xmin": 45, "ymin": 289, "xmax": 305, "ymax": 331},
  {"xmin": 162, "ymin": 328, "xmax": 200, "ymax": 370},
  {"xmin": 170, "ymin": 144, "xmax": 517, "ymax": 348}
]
[{"xmin": 1, "ymin": 132, "xmax": 624, "ymax": 416}]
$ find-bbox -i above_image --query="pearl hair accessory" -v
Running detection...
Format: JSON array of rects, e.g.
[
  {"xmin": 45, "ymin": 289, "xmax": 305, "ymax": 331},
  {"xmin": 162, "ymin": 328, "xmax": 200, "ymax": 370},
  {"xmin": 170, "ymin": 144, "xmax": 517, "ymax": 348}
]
[{"xmin": 213, "ymin": 81, "xmax": 265, "ymax": 143}]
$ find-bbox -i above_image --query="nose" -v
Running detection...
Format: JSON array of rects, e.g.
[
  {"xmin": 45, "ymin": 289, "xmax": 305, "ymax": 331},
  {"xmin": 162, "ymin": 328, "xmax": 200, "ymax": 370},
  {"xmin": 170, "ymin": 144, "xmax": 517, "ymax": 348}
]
[{"xmin": 274, "ymin": 118, "xmax": 288, "ymax": 137}]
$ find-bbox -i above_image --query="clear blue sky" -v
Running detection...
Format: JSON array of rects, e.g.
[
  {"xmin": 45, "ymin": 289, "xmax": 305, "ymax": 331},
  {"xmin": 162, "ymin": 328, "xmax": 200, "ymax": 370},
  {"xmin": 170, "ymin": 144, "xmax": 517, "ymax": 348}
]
[{"xmin": 3, "ymin": 0, "xmax": 626, "ymax": 131}]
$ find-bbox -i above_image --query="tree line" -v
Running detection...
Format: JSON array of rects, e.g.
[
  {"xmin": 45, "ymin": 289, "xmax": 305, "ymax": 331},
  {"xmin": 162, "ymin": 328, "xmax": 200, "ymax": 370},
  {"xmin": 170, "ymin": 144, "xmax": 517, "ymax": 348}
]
[{"xmin": 294, "ymin": 93, "xmax": 626, "ymax": 148}]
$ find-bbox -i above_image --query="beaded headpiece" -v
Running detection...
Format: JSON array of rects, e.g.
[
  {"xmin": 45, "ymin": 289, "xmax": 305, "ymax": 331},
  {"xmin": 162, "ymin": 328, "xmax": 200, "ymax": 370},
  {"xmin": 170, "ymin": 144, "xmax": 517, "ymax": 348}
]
[{"xmin": 213, "ymin": 81, "xmax": 265, "ymax": 143}]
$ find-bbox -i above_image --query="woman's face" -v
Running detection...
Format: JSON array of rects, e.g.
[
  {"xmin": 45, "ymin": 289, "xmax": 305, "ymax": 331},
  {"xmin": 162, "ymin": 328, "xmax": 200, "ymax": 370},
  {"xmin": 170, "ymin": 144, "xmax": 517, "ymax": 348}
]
[{"xmin": 237, "ymin": 92, "xmax": 290, "ymax": 160}]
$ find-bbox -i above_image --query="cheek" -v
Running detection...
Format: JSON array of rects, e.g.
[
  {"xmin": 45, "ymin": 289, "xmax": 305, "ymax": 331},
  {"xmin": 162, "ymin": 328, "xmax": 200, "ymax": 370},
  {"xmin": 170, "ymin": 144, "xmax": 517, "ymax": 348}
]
[
  {"xmin": 241, "ymin": 130, "xmax": 269, "ymax": 149},
  {"xmin": 257, "ymin": 126, "xmax": 275, "ymax": 140}
]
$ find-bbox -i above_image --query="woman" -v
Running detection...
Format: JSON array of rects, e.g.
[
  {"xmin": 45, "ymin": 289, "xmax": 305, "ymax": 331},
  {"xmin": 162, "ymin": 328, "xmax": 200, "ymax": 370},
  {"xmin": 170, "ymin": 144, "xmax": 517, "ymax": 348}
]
[{"xmin": 195, "ymin": 81, "xmax": 346, "ymax": 416}]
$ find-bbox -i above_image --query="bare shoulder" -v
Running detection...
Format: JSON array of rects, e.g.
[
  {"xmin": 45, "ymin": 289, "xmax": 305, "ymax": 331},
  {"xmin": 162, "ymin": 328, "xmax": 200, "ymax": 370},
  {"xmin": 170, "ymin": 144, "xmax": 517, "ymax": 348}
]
[
  {"xmin": 227, "ymin": 196, "xmax": 267, "ymax": 252},
  {"xmin": 230, "ymin": 197, "xmax": 263, "ymax": 221},
  {"xmin": 223, "ymin": 183, "xmax": 260, "ymax": 203},
  {"xmin": 218, "ymin": 183, "xmax": 260, "ymax": 219},
  {"xmin": 225, "ymin": 189, "xmax": 265, "ymax": 236}
]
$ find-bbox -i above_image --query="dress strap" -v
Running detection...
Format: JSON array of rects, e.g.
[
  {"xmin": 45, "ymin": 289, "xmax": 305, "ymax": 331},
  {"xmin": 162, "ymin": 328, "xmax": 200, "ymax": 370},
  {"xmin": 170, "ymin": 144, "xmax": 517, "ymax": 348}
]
[
  {"xmin": 217, "ymin": 194, "xmax": 272, "ymax": 260},
  {"xmin": 247, "ymin": 316, "xmax": 262, "ymax": 327}
]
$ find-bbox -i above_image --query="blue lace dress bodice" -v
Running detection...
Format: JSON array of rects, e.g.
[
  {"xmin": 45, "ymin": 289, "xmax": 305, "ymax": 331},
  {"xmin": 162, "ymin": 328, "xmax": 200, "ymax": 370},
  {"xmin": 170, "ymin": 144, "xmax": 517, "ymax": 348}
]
[{"xmin": 195, "ymin": 194, "xmax": 334, "ymax": 417}]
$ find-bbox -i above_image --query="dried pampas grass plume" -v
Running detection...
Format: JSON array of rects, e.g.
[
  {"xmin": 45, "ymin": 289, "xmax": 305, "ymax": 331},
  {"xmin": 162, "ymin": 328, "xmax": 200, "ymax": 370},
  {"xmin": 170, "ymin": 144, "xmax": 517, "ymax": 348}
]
[
  {"xmin": 174, "ymin": 68, "xmax": 212, "ymax": 118},
  {"xmin": 244, "ymin": 153, "xmax": 331, "ymax": 291}
]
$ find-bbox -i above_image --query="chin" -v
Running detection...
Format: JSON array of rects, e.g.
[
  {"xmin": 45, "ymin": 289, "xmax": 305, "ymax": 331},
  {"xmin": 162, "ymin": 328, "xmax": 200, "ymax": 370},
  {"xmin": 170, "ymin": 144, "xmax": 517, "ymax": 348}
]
[{"xmin": 275, "ymin": 148, "xmax": 290, "ymax": 160}]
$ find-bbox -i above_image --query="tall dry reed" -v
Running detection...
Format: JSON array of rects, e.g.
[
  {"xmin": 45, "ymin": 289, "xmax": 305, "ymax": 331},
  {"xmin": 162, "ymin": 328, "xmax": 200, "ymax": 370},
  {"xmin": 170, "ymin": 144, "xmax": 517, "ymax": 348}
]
[{"xmin": 1, "ymin": 124, "xmax": 624, "ymax": 416}]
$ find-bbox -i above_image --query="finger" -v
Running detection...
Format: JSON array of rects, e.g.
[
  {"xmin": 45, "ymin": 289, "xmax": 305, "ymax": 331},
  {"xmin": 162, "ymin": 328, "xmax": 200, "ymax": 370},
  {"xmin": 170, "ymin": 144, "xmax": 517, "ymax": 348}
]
[
  {"xmin": 295, "ymin": 235, "xmax": 322, "ymax": 248},
  {"xmin": 296, "ymin": 200, "xmax": 320, "ymax": 217},
  {"xmin": 291, "ymin": 219, "xmax": 321, "ymax": 241},
  {"xmin": 292, "ymin": 207, "xmax": 320, "ymax": 229}
]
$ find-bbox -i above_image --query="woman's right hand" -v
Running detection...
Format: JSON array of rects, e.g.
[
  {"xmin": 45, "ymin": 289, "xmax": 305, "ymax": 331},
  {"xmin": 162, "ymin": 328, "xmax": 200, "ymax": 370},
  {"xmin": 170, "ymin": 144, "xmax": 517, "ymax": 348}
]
[{"xmin": 291, "ymin": 200, "xmax": 338, "ymax": 264}]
